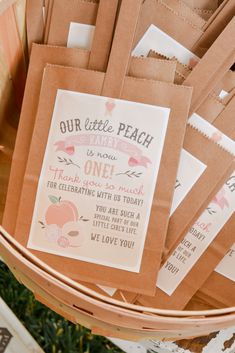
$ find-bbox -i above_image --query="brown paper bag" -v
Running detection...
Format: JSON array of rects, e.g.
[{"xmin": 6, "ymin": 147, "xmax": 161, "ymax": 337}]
[
  {"xmin": 147, "ymin": 50, "xmax": 192, "ymax": 85},
  {"xmin": 3, "ymin": 0, "xmax": 119, "ymax": 234},
  {"xmin": 14, "ymin": 0, "xmax": 192, "ymax": 294},
  {"xmin": 132, "ymin": 0, "xmax": 206, "ymax": 52},
  {"xmin": 2, "ymin": 40, "xmax": 176, "ymax": 302},
  {"xmin": 44, "ymin": 0, "xmax": 99, "ymax": 45},
  {"xmin": 183, "ymin": 16, "xmax": 235, "ymax": 116},
  {"xmin": 138, "ymin": 100, "xmax": 235, "ymax": 308},
  {"xmin": 195, "ymin": 215, "xmax": 235, "ymax": 308},
  {"xmin": 2, "ymin": 44, "xmax": 176, "ymax": 234},
  {"xmin": 192, "ymin": 0, "xmax": 235, "ymax": 53},
  {"xmin": 213, "ymin": 96, "xmax": 235, "ymax": 139},
  {"xmin": 138, "ymin": 163, "xmax": 235, "ymax": 309}
]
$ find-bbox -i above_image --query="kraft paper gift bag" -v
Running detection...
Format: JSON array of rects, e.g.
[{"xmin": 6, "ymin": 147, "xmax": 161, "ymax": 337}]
[
  {"xmin": 213, "ymin": 96, "xmax": 235, "ymax": 139},
  {"xmin": 182, "ymin": 0, "xmax": 218, "ymax": 21},
  {"xmin": 14, "ymin": 0, "xmax": 192, "ymax": 294},
  {"xmin": 2, "ymin": 45, "xmax": 176, "ymax": 236},
  {"xmin": 131, "ymin": 0, "xmax": 235, "ymax": 69},
  {"xmin": 192, "ymin": 0, "xmax": 235, "ymax": 53},
  {"xmin": 133, "ymin": 7, "xmax": 235, "ymax": 114},
  {"xmin": 183, "ymin": 16, "xmax": 235, "ymax": 116},
  {"xmin": 193, "ymin": 69, "xmax": 235, "ymax": 124},
  {"xmin": 3, "ymin": 0, "xmax": 119, "ymax": 235},
  {"xmin": 138, "ymin": 102, "xmax": 235, "ymax": 308},
  {"xmin": 44, "ymin": 0, "xmax": 99, "ymax": 46},
  {"xmin": 26, "ymin": 0, "xmax": 117, "ymax": 72},
  {"xmin": 147, "ymin": 50, "xmax": 192, "ymax": 85},
  {"xmin": 138, "ymin": 163, "xmax": 235, "ymax": 309},
  {"xmin": 196, "ymin": 227, "xmax": 235, "ymax": 308}
]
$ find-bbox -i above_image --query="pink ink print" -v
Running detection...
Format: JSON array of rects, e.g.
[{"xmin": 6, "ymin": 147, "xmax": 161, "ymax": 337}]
[
  {"xmin": 188, "ymin": 57, "xmax": 199, "ymax": 69},
  {"xmin": 105, "ymin": 99, "xmax": 116, "ymax": 116},
  {"xmin": 211, "ymin": 188, "xmax": 229, "ymax": 210},
  {"xmin": 45, "ymin": 196, "xmax": 78, "ymax": 228},
  {"xmin": 54, "ymin": 140, "xmax": 75, "ymax": 155},
  {"xmin": 211, "ymin": 131, "xmax": 223, "ymax": 143},
  {"xmin": 128, "ymin": 156, "xmax": 151, "ymax": 168}
]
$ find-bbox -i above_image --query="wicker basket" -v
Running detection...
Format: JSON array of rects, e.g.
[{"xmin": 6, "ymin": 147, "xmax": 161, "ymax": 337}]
[{"xmin": 0, "ymin": 0, "xmax": 235, "ymax": 343}]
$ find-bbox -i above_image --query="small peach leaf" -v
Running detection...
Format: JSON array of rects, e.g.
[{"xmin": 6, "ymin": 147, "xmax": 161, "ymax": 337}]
[
  {"xmin": 68, "ymin": 231, "xmax": 79, "ymax": 237},
  {"xmin": 49, "ymin": 195, "xmax": 60, "ymax": 204}
]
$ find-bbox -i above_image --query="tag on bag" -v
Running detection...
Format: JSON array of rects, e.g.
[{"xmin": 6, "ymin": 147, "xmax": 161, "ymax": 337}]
[{"xmin": 14, "ymin": 0, "xmax": 192, "ymax": 294}]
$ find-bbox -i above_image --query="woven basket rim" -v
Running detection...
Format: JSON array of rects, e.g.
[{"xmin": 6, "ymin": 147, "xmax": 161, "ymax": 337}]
[{"xmin": 1, "ymin": 225, "xmax": 235, "ymax": 319}]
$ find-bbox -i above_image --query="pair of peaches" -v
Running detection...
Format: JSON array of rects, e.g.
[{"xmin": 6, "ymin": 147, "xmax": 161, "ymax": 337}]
[{"xmin": 44, "ymin": 198, "xmax": 85, "ymax": 248}]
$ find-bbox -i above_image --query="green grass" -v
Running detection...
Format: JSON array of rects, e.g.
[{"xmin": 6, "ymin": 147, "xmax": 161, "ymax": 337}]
[{"xmin": 0, "ymin": 261, "xmax": 123, "ymax": 353}]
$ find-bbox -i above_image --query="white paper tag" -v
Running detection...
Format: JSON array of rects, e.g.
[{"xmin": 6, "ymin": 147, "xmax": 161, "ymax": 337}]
[
  {"xmin": 157, "ymin": 171, "xmax": 235, "ymax": 295},
  {"xmin": 28, "ymin": 90, "xmax": 170, "ymax": 272},
  {"xmin": 132, "ymin": 24, "xmax": 199, "ymax": 68},
  {"xmin": 215, "ymin": 243, "xmax": 235, "ymax": 282},
  {"xmin": 171, "ymin": 149, "xmax": 206, "ymax": 215},
  {"xmin": 188, "ymin": 113, "xmax": 235, "ymax": 156},
  {"xmin": 67, "ymin": 22, "xmax": 95, "ymax": 49}
]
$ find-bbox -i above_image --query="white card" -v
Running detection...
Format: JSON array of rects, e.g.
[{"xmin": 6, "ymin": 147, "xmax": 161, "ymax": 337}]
[
  {"xmin": 132, "ymin": 24, "xmax": 199, "ymax": 68},
  {"xmin": 215, "ymin": 243, "xmax": 235, "ymax": 282},
  {"xmin": 67, "ymin": 22, "xmax": 95, "ymax": 50},
  {"xmin": 28, "ymin": 90, "xmax": 170, "ymax": 272},
  {"xmin": 157, "ymin": 171, "xmax": 235, "ymax": 295},
  {"xmin": 171, "ymin": 149, "xmax": 206, "ymax": 215}
]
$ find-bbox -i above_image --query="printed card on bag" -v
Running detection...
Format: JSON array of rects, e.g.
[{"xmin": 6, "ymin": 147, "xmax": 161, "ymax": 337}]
[
  {"xmin": 157, "ymin": 171, "xmax": 235, "ymax": 296},
  {"xmin": 27, "ymin": 90, "xmax": 170, "ymax": 272},
  {"xmin": 215, "ymin": 243, "xmax": 235, "ymax": 282}
]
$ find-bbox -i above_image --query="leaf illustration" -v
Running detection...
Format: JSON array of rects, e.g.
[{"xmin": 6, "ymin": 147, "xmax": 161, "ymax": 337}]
[
  {"xmin": 38, "ymin": 221, "xmax": 45, "ymax": 229},
  {"xmin": 68, "ymin": 231, "xmax": 79, "ymax": 237},
  {"xmin": 49, "ymin": 195, "xmax": 60, "ymax": 204},
  {"xmin": 116, "ymin": 170, "xmax": 143, "ymax": 178}
]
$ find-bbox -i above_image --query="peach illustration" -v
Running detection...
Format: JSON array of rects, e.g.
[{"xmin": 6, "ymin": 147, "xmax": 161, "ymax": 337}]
[
  {"xmin": 45, "ymin": 197, "xmax": 78, "ymax": 228},
  {"xmin": 62, "ymin": 221, "xmax": 85, "ymax": 247},
  {"xmin": 45, "ymin": 224, "xmax": 62, "ymax": 243}
]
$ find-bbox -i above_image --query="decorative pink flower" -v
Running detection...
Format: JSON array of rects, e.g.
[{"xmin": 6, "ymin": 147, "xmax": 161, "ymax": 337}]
[
  {"xmin": 128, "ymin": 156, "xmax": 151, "ymax": 168},
  {"xmin": 65, "ymin": 145, "xmax": 75, "ymax": 155},
  {"xmin": 54, "ymin": 141, "xmax": 75, "ymax": 155},
  {"xmin": 57, "ymin": 236, "xmax": 70, "ymax": 248}
]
